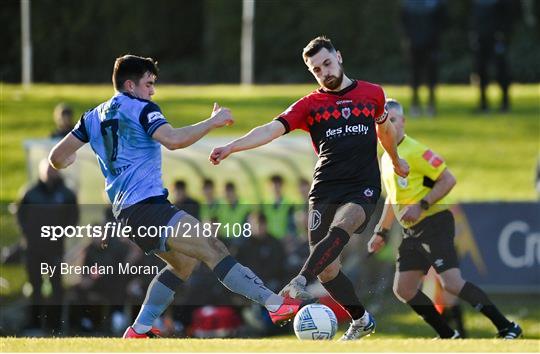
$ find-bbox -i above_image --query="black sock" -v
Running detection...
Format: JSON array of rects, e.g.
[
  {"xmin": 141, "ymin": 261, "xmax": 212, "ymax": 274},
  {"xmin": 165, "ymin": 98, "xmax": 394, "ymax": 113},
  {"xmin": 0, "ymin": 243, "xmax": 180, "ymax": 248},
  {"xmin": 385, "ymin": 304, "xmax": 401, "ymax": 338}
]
[
  {"xmin": 442, "ymin": 305, "xmax": 467, "ymax": 338},
  {"xmin": 458, "ymin": 282, "xmax": 511, "ymax": 330},
  {"xmin": 322, "ymin": 271, "xmax": 366, "ymax": 320},
  {"xmin": 407, "ymin": 291, "xmax": 455, "ymax": 338},
  {"xmin": 300, "ymin": 227, "xmax": 350, "ymax": 282}
]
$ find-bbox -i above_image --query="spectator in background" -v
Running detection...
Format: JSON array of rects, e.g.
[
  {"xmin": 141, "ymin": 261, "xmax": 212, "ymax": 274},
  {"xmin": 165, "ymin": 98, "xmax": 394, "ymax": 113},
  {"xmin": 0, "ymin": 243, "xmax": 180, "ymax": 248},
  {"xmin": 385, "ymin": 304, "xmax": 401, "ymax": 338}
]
[
  {"xmin": 172, "ymin": 180, "xmax": 200, "ymax": 220},
  {"xmin": 50, "ymin": 103, "xmax": 75, "ymax": 139},
  {"xmin": 216, "ymin": 182, "xmax": 251, "ymax": 237},
  {"xmin": 235, "ymin": 212, "xmax": 288, "ymax": 335},
  {"xmin": 471, "ymin": 0, "xmax": 518, "ymax": 112},
  {"xmin": 401, "ymin": 0, "xmax": 447, "ymax": 117},
  {"xmin": 236, "ymin": 212, "xmax": 287, "ymax": 292},
  {"xmin": 16, "ymin": 159, "xmax": 79, "ymax": 334},
  {"xmin": 262, "ymin": 175, "xmax": 296, "ymax": 240},
  {"xmin": 200, "ymin": 178, "xmax": 220, "ymax": 223}
]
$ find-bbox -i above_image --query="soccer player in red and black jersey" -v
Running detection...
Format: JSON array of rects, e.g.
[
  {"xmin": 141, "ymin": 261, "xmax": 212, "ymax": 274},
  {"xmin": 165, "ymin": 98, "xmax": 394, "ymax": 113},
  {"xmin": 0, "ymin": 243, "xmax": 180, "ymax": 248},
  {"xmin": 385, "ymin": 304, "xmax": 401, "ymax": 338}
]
[{"xmin": 210, "ymin": 36, "xmax": 409, "ymax": 340}]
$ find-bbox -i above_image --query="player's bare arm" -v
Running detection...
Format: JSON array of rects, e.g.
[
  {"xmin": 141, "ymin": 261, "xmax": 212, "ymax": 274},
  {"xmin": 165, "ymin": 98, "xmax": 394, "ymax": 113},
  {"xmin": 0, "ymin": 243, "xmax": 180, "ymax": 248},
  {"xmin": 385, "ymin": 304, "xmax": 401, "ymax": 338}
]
[
  {"xmin": 368, "ymin": 196, "xmax": 396, "ymax": 254},
  {"xmin": 209, "ymin": 120, "xmax": 285, "ymax": 165},
  {"xmin": 376, "ymin": 118, "xmax": 409, "ymax": 178},
  {"xmin": 153, "ymin": 103, "xmax": 233, "ymax": 150},
  {"xmin": 48, "ymin": 134, "xmax": 86, "ymax": 169},
  {"xmin": 401, "ymin": 168, "xmax": 456, "ymax": 223}
]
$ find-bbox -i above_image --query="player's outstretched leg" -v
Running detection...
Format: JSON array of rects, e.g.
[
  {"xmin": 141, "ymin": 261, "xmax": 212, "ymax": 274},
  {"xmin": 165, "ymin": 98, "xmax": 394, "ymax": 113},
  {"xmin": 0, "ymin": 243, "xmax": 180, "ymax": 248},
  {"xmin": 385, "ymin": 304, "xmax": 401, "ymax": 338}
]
[
  {"xmin": 283, "ymin": 203, "xmax": 365, "ymax": 300},
  {"xmin": 166, "ymin": 214, "xmax": 309, "ymax": 326},
  {"xmin": 124, "ymin": 252, "xmax": 199, "ymax": 338},
  {"xmin": 439, "ymin": 269, "xmax": 522, "ymax": 339}
]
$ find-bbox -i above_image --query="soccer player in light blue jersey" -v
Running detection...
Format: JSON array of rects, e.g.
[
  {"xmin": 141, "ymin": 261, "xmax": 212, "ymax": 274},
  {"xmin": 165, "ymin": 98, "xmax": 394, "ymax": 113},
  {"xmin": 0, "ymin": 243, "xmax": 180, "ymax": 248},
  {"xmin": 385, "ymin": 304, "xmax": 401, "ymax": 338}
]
[{"xmin": 49, "ymin": 55, "xmax": 309, "ymax": 338}]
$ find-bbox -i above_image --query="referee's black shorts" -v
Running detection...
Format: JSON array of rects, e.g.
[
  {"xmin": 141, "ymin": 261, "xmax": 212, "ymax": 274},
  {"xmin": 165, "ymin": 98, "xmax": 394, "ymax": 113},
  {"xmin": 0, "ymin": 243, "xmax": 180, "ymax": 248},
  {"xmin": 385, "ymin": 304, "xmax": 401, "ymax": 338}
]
[
  {"xmin": 397, "ymin": 209, "xmax": 459, "ymax": 274},
  {"xmin": 308, "ymin": 185, "xmax": 381, "ymax": 246}
]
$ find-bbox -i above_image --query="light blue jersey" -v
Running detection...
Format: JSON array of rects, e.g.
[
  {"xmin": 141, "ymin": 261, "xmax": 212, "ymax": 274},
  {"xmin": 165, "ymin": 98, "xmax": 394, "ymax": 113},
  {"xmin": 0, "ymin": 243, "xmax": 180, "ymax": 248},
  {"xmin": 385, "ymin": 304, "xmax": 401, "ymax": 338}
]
[{"xmin": 72, "ymin": 92, "xmax": 169, "ymax": 216}]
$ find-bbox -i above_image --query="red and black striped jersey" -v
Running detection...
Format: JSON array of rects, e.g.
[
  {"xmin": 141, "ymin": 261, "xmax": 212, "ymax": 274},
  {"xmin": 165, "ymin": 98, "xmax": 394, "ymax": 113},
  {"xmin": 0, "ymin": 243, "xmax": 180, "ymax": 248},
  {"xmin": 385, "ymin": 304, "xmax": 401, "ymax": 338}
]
[{"xmin": 275, "ymin": 80, "xmax": 387, "ymax": 198}]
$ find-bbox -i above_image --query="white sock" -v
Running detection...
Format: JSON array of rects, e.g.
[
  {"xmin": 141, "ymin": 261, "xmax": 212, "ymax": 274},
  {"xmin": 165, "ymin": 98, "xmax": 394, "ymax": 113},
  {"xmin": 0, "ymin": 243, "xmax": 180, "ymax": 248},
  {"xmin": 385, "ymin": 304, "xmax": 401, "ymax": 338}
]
[
  {"xmin": 353, "ymin": 311, "xmax": 369, "ymax": 326},
  {"xmin": 265, "ymin": 294, "xmax": 284, "ymax": 312},
  {"xmin": 132, "ymin": 323, "xmax": 152, "ymax": 334}
]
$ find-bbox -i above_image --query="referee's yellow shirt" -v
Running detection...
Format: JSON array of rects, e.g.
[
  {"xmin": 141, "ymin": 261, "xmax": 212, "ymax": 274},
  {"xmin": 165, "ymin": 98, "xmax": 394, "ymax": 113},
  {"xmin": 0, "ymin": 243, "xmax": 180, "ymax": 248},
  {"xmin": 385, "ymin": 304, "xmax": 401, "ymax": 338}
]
[{"xmin": 381, "ymin": 135, "xmax": 449, "ymax": 228}]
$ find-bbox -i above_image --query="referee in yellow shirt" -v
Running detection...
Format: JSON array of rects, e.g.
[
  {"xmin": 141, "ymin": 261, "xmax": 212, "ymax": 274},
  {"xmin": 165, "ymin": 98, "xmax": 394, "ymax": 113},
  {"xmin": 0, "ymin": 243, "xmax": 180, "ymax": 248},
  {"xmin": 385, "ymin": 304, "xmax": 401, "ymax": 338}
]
[{"xmin": 368, "ymin": 99, "xmax": 522, "ymax": 339}]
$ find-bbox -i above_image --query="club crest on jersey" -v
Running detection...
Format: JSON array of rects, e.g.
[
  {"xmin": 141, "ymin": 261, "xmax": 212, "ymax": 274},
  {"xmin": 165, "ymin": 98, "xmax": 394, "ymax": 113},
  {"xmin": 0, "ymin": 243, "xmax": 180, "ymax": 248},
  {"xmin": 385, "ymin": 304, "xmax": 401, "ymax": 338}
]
[
  {"xmin": 397, "ymin": 176, "xmax": 408, "ymax": 188},
  {"xmin": 363, "ymin": 188, "xmax": 374, "ymax": 197},
  {"xmin": 308, "ymin": 210, "xmax": 322, "ymax": 230},
  {"xmin": 341, "ymin": 107, "xmax": 351, "ymax": 119},
  {"xmin": 148, "ymin": 111, "xmax": 165, "ymax": 124}
]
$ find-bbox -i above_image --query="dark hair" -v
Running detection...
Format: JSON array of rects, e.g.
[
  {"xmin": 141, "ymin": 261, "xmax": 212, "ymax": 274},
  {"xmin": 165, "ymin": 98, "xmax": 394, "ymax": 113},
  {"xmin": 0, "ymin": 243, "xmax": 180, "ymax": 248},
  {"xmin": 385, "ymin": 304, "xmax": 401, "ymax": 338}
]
[
  {"xmin": 302, "ymin": 36, "xmax": 336, "ymax": 61},
  {"xmin": 225, "ymin": 181, "xmax": 236, "ymax": 191},
  {"xmin": 250, "ymin": 211, "xmax": 267, "ymax": 225},
  {"xmin": 202, "ymin": 178, "xmax": 214, "ymax": 189},
  {"xmin": 174, "ymin": 180, "xmax": 186, "ymax": 190},
  {"xmin": 112, "ymin": 55, "xmax": 159, "ymax": 91},
  {"xmin": 270, "ymin": 174, "xmax": 284, "ymax": 184},
  {"xmin": 54, "ymin": 103, "xmax": 73, "ymax": 118}
]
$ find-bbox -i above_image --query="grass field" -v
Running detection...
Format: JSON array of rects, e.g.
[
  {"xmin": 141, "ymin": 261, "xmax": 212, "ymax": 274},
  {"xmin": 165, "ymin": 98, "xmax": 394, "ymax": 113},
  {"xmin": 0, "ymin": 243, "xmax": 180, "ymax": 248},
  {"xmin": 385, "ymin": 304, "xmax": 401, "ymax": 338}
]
[
  {"xmin": 1, "ymin": 83, "xmax": 539, "ymax": 203},
  {"xmin": 1, "ymin": 337, "xmax": 539, "ymax": 352},
  {"xmin": 1, "ymin": 83, "xmax": 538, "ymax": 244}
]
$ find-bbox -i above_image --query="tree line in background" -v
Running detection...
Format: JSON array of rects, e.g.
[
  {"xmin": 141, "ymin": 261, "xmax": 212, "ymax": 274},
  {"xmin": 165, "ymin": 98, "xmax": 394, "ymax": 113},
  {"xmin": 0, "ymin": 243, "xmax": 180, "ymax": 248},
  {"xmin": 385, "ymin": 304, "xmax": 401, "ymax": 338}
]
[{"xmin": 2, "ymin": 0, "xmax": 539, "ymax": 84}]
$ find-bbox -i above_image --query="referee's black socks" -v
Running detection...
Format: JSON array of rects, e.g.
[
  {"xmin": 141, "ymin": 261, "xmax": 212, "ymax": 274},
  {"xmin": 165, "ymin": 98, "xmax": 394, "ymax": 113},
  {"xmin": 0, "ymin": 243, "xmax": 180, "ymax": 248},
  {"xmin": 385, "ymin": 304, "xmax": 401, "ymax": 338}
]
[
  {"xmin": 322, "ymin": 271, "xmax": 366, "ymax": 320},
  {"xmin": 300, "ymin": 226, "xmax": 350, "ymax": 282},
  {"xmin": 458, "ymin": 281, "xmax": 511, "ymax": 330},
  {"xmin": 407, "ymin": 291, "xmax": 455, "ymax": 338}
]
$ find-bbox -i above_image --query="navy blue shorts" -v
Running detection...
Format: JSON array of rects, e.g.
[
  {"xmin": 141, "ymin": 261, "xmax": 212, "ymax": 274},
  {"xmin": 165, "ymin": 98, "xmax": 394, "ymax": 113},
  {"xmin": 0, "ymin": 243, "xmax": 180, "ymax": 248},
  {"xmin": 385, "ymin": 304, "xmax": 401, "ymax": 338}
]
[{"xmin": 117, "ymin": 195, "xmax": 186, "ymax": 255}]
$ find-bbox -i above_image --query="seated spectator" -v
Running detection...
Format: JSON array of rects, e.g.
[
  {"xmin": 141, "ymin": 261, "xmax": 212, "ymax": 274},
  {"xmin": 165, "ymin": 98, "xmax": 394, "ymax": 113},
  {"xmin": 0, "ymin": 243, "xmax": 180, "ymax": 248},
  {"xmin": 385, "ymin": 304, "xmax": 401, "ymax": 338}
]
[{"xmin": 172, "ymin": 180, "xmax": 200, "ymax": 219}]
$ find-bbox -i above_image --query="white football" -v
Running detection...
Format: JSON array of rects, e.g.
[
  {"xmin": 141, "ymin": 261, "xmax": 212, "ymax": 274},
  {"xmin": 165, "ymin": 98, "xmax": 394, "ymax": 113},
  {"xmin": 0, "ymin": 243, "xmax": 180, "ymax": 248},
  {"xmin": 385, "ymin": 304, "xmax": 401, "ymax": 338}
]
[{"xmin": 293, "ymin": 304, "xmax": 338, "ymax": 340}]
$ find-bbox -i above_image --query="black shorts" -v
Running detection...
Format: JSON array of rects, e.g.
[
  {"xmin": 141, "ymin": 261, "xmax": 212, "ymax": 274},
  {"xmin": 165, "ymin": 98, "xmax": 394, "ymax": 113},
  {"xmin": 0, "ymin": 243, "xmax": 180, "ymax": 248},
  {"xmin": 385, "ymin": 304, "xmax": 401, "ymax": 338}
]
[
  {"xmin": 397, "ymin": 210, "xmax": 459, "ymax": 274},
  {"xmin": 308, "ymin": 186, "xmax": 380, "ymax": 246},
  {"xmin": 117, "ymin": 195, "xmax": 186, "ymax": 255}
]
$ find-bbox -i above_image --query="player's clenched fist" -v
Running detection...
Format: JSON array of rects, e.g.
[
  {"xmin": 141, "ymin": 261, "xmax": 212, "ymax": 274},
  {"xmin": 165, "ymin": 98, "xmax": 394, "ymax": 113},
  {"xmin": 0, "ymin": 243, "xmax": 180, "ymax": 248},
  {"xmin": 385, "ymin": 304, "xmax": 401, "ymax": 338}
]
[
  {"xmin": 209, "ymin": 145, "xmax": 233, "ymax": 165},
  {"xmin": 210, "ymin": 102, "xmax": 234, "ymax": 128},
  {"xmin": 393, "ymin": 157, "xmax": 410, "ymax": 178},
  {"xmin": 367, "ymin": 233, "xmax": 386, "ymax": 254}
]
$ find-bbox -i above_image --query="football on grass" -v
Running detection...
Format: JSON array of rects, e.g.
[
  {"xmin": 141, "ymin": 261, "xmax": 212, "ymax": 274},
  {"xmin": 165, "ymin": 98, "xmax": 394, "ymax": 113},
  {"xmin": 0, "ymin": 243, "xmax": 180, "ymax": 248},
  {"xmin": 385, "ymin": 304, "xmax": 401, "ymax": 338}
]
[{"xmin": 293, "ymin": 304, "xmax": 337, "ymax": 340}]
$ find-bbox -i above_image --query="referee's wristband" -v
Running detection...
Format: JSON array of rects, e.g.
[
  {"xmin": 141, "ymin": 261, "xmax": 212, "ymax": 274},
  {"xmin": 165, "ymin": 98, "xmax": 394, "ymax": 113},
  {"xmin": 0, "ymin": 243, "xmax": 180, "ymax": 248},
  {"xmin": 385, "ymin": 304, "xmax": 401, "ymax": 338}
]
[{"xmin": 375, "ymin": 227, "xmax": 390, "ymax": 240}]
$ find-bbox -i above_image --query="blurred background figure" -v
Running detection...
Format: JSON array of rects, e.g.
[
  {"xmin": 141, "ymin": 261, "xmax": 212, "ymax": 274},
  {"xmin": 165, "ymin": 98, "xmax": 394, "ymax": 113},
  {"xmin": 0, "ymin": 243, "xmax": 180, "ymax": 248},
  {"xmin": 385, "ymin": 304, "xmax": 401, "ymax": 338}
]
[
  {"xmin": 216, "ymin": 182, "xmax": 251, "ymax": 243},
  {"xmin": 235, "ymin": 212, "xmax": 287, "ymax": 336},
  {"xmin": 401, "ymin": 0, "xmax": 447, "ymax": 117},
  {"xmin": 236, "ymin": 212, "xmax": 287, "ymax": 293},
  {"xmin": 470, "ymin": 0, "xmax": 518, "ymax": 113},
  {"xmin": 172, "ymin": 180, "xmax": 200, "ymax": 220},
  {"xmin": 16, "ymin": 159, "xmax": 79, "ymax": 334},
  {"xmin": 262, "ymin": 175, "xmax": 296, "ymax": 240},
  {"xmin": 200, "ymin": 178, "xmax": 220, "ymax": 223},
  {"xmin": 50, "ymin": 103, "xmax": 75, "ymax": 139}
]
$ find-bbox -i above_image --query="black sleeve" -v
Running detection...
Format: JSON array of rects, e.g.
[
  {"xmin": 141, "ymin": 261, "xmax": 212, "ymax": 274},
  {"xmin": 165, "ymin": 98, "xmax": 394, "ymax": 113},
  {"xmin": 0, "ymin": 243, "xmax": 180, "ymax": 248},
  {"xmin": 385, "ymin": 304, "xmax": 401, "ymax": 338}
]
[
  {"xmin": 139, "ymin": 102, "xmax": 169, "ymax": 137},
  {"xmin": 71, "ymin": 113, "xmax": 89, "ymax": 143}
]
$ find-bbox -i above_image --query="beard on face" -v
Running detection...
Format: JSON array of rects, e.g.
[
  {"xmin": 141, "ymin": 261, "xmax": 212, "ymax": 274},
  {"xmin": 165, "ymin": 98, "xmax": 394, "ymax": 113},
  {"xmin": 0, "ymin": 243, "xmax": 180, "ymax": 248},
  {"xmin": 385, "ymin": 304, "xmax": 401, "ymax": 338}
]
[{"xmin": 322, "ymin": 67, "xmax": 344, "ymax": 91}]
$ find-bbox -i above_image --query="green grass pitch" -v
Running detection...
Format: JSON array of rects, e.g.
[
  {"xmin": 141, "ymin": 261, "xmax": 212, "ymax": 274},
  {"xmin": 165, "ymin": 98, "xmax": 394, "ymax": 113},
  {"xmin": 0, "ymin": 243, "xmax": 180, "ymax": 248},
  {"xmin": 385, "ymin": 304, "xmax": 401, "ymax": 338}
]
[{"xmin": 1, "ymin": 337, "xmax": 539, "ymax": 352}]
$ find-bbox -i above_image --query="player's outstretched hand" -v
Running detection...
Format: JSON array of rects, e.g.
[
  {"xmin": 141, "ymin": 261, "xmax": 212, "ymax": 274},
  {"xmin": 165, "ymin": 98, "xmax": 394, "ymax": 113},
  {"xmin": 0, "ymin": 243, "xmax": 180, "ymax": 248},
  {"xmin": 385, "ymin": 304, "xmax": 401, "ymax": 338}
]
[
  {"xmin": 210, "ymin": 102, "xmax": 234, "ymax": 128},
  {"xmin": 393, "ymin": 157, "xmax": 410, "ymax": 178},
  {"xmin": 367, "ymin": 233, "xmax": 386, "ymax": 254},
  {"xmin": 209, "ymin": 145, "xmax": 233, "ymax": 165}
]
